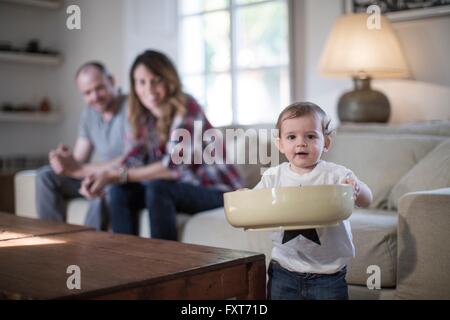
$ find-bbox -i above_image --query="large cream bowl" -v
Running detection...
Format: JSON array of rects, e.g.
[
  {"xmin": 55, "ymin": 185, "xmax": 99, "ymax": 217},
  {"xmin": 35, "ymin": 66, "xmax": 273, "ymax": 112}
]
[{"xmin": 224, "ymin": 185, "xmax": 354, "ymax": 231}]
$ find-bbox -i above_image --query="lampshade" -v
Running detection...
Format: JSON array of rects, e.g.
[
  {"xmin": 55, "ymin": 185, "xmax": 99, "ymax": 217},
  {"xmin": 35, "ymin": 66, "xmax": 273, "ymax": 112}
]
[{"xmin": 319, "ymin": 14, "xmax": 409, "ymax": 78}]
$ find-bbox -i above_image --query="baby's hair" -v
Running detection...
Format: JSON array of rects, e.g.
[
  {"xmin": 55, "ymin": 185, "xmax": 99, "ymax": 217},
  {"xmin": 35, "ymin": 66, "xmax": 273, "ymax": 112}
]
[{"xmin": 276, "ymin": 101, "xmax": 332, "ymax": 137}]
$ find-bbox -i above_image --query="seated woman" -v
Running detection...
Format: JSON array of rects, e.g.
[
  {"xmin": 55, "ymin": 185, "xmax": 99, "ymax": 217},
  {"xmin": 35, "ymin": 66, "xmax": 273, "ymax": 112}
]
[{"xmin": 80, "ymin": 50, "xmax": 243, "ymax": 239}]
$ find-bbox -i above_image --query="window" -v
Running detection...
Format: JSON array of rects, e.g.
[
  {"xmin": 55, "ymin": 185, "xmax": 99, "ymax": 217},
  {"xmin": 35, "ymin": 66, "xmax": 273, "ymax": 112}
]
[{"xmin": 178, "ymin": 0, "xmax": 291, "ymax": 126}]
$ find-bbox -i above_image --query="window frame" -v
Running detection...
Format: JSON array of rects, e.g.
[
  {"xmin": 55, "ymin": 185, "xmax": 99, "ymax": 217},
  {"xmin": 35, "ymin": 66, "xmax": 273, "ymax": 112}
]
[{"xmin": 177, "ymin": 0, "xmax": 294, "ymax": 125}]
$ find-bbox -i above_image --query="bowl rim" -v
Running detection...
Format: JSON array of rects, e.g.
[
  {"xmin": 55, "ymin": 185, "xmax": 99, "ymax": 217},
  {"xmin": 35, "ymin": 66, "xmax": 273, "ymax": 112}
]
[{"xmin": 224, "ymin": 184, "xmax": 354, "ymax": 231}]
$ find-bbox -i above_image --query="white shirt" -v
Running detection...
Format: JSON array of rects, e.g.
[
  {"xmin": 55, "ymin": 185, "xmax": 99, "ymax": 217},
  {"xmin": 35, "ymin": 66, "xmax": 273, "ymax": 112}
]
[{"xmin": 254, "ymin": 161, "xmax": 356, "ymax": 274}]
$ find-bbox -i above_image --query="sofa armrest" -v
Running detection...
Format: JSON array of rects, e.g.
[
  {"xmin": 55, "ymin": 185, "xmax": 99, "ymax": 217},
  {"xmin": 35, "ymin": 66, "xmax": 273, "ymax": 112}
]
[
  {"xmin": 14, "ymin": 170, "xmax": 38, "ymax": 219},
  {"xmin": 396, "ymin": 188, "xmax": 450, "ymax": 299}
]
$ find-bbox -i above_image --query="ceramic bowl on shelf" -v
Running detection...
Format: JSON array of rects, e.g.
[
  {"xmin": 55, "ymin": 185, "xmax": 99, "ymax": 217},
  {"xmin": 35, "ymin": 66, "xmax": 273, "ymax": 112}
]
[{"xmin": 224, "ymin": 185, "xmax": 354, "ymax": 231}]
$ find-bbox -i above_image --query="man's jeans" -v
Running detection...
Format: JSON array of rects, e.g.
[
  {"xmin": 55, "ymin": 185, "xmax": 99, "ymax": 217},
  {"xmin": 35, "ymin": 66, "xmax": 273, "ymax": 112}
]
[
  {"xmin": 267, "ymin": 260, "xmax": 349, "ymax": 300},
  {"xmin": 35, "ymin": 165, "xmax": 109, "ymax": 230},
  {"xmin": 108, "ymin": 179, "xmax": 225, "ymax": 240}
]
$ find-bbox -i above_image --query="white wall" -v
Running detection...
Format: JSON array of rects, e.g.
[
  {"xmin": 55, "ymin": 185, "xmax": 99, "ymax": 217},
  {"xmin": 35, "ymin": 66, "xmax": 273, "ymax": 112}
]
[
  {"xmin": 0, "ymin": 2, "xmax": 62, "ymax": 156},
  {"xmin": 0, "ymin": 0, "xmax": 179, "ymax": 157},
  {"xmin": 123, "ymin": 0, "xmax": 178, "ymax": 90},
  {"xmin": 297, "ymin": 0, "xmax": 450, "ymax": 125},
  {"xmin": 293, "ymin": 0, "xmax": 346, "ymax": 122},
  {"xmin": 123, "ymin": 0, "xmax": 450, "ymax": 125},
  {"xmin": 1, "ymin": 0, "xmax": 449, "ymax": 157},
  {"xmin": 0, "ymin": 0, "xmax": 126, "ymax": 156},
  {"xmin": 381, "ymin": 15, "xmax": 450, "ymax": 123},
  {"xmin": 56, "ymin": 0, "xmax": 126, "ymax": 149}
]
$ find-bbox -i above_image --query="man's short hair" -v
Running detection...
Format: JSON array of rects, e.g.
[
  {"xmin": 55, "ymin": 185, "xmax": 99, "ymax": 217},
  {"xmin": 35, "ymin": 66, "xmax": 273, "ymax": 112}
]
[{"xmin": 75, "ymin": 61, "xmax": 111, "ymax": 79}]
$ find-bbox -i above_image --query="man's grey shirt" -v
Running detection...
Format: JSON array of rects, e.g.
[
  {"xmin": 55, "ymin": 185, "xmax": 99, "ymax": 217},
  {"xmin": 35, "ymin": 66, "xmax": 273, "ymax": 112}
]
[{"xmin": 78, "ymin": 95, "xmax": 128, "ymax": 162}]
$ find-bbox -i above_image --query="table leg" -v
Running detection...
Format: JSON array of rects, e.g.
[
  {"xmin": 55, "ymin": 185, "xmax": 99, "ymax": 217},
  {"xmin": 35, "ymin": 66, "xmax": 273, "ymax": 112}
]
[{"xmin": 238, "ymin": 260, "xmax": 266, "ymax": 300}]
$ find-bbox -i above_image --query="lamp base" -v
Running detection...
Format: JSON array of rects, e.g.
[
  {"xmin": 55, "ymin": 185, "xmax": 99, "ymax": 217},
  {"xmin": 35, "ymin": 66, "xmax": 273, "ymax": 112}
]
[{"xmin": 338, "ymin": 76, "xmax": 390, "ymax": 123}]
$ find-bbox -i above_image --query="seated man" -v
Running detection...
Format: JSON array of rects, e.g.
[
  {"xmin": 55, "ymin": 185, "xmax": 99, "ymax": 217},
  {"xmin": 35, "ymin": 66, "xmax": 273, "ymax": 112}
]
[{"xmin": 36, "ymin": 62, "xmax": 127, "ymax": 230}]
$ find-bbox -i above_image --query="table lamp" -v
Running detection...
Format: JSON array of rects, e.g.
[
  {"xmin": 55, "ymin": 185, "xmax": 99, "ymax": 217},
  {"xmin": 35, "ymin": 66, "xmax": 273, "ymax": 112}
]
[{"xmin": 319, "ymin": 13, "xmax": 409, "ymax": 123}]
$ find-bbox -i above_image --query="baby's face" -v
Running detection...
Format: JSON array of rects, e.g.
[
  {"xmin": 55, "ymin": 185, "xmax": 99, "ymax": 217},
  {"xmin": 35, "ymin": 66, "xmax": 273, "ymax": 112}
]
[{"xmin": 277, "ymin": 114, "xmax": 329, "ymax": 174}]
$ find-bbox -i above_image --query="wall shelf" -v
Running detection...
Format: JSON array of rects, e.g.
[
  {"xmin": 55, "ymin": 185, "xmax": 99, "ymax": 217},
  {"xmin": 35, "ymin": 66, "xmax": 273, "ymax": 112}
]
[
  {"xmin": 0, "ymin": 51, "xmax": 61, "ymax": 66},
  {"xmin": 0, "ymin": 110, "xmax": 61, "ymax": 123},
  {"xmin": 0, "ymin": 0, "xmax": 61, "ymax": 9}
]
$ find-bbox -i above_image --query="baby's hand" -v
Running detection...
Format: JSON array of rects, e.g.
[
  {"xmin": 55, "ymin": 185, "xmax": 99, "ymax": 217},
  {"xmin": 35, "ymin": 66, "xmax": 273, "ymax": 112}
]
[{"xmin": 344, "ymin": 178, "xmax": 360, "ymax": 201}]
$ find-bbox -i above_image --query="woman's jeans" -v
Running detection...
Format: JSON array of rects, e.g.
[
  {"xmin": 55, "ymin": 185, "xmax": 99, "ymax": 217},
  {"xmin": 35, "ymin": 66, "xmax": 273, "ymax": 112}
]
[
  {"xmin": 267, "ymin": 260, "xmax": 349, "ymax": 300},
  {"xmin": 108, "ymin": 179, "xmax": 225, "ymax": 240}
]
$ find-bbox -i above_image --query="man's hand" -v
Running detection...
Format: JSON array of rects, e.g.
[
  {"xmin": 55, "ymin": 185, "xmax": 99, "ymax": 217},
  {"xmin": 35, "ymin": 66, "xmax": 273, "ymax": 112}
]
[{"xmin": 49, "ymin": 144, "xmax": 81, "ymax": 176}]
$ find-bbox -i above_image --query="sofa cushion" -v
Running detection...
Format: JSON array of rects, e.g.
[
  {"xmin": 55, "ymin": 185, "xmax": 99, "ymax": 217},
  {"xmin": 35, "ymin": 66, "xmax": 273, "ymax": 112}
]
[
  {"xmin": 139, "ymin": 210, "xmax": 191, "ymax": 239},
  {"xmin": 66, "ymin": 199, "xmax": 190, "ymax": 238},
  {"xmin": 338, "ymin": 121, "xmax": 450, "ymax": 137},
  {"xmin": 396, "ymin": 188, "xmax": 450, "ymax": 299},
  {"xmin": 221, "ymin": 124, "xmax": 286, "ymax": 188},
  {"xmin": 323, "ymin": 133, "xmax": 444, "ymax": 209},
  {"xmin": 347, "ymin": 209, "xmax": 398, "ymax": 287},
  {"xmin": 67, "ymin": 199, "xmax": 91, "ymax": 226},
  {"xmin": 388, "ymin": 139, "xmax": 450, "ymax": 210}
]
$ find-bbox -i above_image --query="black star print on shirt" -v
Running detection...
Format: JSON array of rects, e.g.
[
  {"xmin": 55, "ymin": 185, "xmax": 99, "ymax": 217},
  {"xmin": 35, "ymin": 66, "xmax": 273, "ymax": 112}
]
[{"xmin": 282, "ymin": 229, "xmax": 321, "ymax": 245}]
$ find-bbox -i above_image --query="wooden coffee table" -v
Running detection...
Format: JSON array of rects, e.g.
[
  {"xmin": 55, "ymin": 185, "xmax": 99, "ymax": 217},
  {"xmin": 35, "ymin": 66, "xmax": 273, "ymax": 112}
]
[
  {"xmin": 0, "ymin": 213, "xmax": 266, "ymax": 300},
  {"xmin": 0, "ymin": 212, "xmax": 92, "ymax": 241}
]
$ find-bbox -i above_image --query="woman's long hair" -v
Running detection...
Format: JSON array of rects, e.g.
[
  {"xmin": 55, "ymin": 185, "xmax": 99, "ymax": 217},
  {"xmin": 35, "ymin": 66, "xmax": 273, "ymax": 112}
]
[{"xmin": 128, "ymin": 50, "xmax": 186, "ymax": 144}]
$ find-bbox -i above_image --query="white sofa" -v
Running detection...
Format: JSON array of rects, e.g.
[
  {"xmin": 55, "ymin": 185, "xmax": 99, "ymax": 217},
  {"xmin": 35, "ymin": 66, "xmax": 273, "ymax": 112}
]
[
  {"xmin": 14, "ymin": 171, "xmax": 163, "ymax": 239},
  {"xmin": 15, "ymin": 122, "xmax": 450, "ymax": 299}
]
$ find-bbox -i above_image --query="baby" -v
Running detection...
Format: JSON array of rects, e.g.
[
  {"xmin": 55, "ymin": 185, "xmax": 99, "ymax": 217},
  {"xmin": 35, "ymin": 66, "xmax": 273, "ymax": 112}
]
[{"xmin": 254, "ymin": 102, "xmax": 372, "ymax": 300}]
